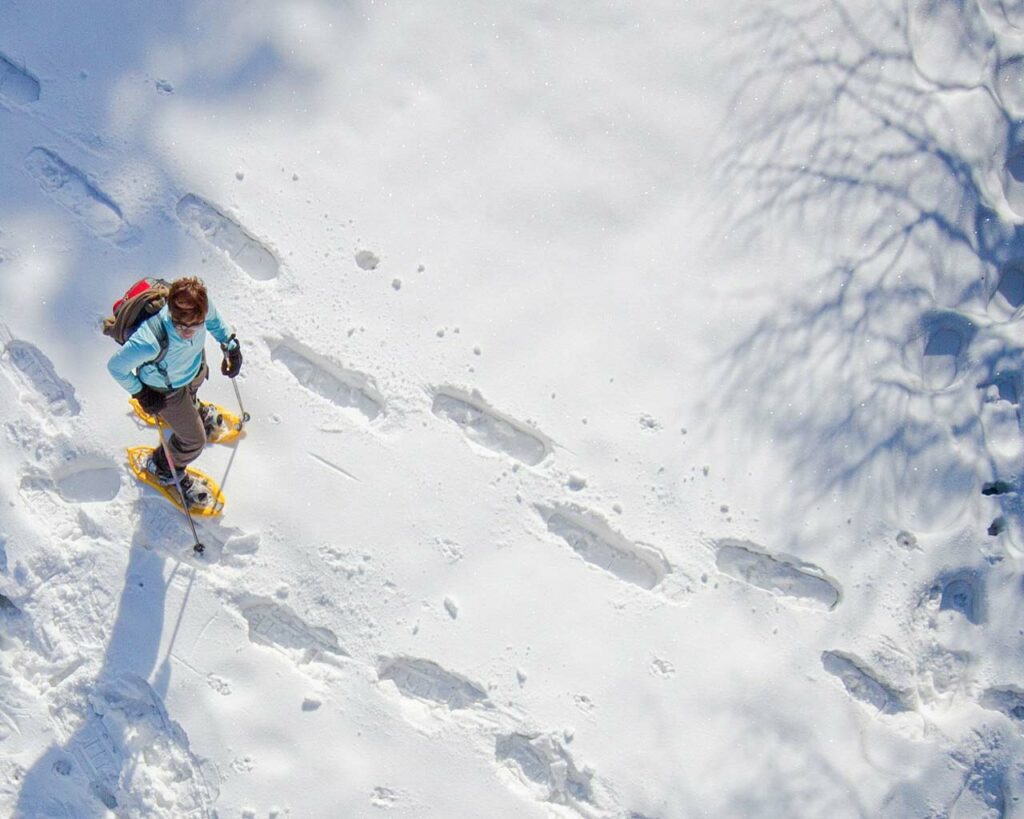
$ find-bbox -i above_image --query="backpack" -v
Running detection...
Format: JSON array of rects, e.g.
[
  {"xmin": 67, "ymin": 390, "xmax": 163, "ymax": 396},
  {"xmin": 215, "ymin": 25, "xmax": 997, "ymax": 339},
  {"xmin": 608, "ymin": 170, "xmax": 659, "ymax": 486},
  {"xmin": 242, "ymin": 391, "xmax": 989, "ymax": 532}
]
[{"xmin": 102, "ymin": 277, "xmax": 172, "ymax": 381}]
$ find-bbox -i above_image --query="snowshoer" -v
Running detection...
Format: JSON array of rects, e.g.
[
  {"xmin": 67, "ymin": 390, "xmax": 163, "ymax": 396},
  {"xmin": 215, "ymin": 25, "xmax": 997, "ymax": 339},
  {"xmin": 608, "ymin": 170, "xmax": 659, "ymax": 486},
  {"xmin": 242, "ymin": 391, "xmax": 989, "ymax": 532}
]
[{"xmin": 108, "ymin": 277, "xmax": 242, "ymax": 506}]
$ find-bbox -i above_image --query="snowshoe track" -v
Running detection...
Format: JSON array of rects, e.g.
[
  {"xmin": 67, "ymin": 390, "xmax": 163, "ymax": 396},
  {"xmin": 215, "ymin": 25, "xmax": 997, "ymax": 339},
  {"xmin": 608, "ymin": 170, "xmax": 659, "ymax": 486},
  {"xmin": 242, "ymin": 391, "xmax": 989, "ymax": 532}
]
[
  {"xmin": 69, "ymin": 712, "xmax": 121, "ymax": 809},
  {"xmin": 537, "ymin": 503, "xmax": 670, "ymax": 591},
  {"xmin": 432, "ymin": 387, "xmax": 551, "ymax": 465},
  {"xmin": 24, "ymin": 147, "xmax": 134, "ymax": 244},
  {"xmin": 949, "ymin": 755, "xmax": 1009, "ymax": 819},
  {"xmin": 916, "ymin": 312, "xmax": 975, "ymax": 392},
  {"xmin": 988, "ymin": 263, "xmax": 1024, "ymax": 320},
  {"xmin": 176, "ymin": 193, "xmax": 279, "ymax": 280},
  {"xmin": 62, "ymin": 675, "xmax": 217, "ymax": 817},
  {"xmin": 715, "ymin": 540, "xmax": 840, "ymax": 610},
  {"xmin": 980, "ymin": 687, "xmax": 1024, "ymax": 726},
  {"xmin": 238, "ymin": 596, "xmax": 348, "ymax": 661},
  {"xmin": 269, "ymin": 337, "xmax": 384, "ymax": 420},
  {"xmin": 936, "ymin": 570, "xmax": 986, "ymax": 625},
  {"xmin": 821, "ymin": 650, "xmax": 910, "ymax": 715},
  {"xmin": 376, "ymin": 656, "xmax": 488, "ymax": 710},
  {"xmin": 496, "ymin": 732, "xmax": 595, "ymax": 808},
  {"xmin": 1004, "ymin": 144, "xmax": 1024, "ymax": 219},
  {"xmin": 0, "ymin": 53, "xmax": 40, "ymax": 105},
  {"xmin": 2, "ymin": 333, "xmax": 80, "ymax": 416},
  {"xmin": 53, "ymin": 457, "xmax": 121, "ymax": 503}
]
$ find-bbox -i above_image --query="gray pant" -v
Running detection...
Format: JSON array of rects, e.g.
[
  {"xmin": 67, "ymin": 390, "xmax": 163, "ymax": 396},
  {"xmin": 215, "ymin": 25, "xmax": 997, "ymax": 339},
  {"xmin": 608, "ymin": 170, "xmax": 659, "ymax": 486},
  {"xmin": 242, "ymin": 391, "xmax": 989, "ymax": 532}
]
[{"xmin": 156, "ymin": 359, "xmax": 209, "ymax": 469}]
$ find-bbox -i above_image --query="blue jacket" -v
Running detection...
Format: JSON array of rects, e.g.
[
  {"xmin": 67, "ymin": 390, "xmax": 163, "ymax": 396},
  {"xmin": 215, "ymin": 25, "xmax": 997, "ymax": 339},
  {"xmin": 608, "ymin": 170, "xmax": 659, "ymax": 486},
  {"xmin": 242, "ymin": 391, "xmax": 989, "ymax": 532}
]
[{"xmin": 108, "ymin": 301, "xmax": 236, "ymax": 393}]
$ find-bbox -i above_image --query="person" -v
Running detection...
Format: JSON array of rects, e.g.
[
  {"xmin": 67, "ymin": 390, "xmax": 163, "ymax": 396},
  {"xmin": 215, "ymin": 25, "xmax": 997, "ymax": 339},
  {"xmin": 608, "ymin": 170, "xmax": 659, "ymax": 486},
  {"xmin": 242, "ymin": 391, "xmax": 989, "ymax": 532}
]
[{"xmin": 107, "ymin": 276, "xmax": 242, "ymax": 506}]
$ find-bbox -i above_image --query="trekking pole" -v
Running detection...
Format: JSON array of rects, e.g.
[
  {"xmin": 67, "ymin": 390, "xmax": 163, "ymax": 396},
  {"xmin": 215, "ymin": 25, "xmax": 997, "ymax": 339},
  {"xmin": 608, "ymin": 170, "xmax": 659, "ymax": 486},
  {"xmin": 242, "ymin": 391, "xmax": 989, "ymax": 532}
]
[
  {"xmin": 214, "ymin": 444, "xmax": 239, "ymax": 516},
  {"xmin": 205, "ymin": 377, "xmax": 249, "ymax": 512},
  {"xmin": 156, "ymin": 421, "xmax": 206, "ymax": 555},
  {"xmin": 231, "ymin": 378, "xmax": 251, "ymax": 431},
  {"xmin": 211, "ymin": 378, "xmax": 249, "ymax": 512}
]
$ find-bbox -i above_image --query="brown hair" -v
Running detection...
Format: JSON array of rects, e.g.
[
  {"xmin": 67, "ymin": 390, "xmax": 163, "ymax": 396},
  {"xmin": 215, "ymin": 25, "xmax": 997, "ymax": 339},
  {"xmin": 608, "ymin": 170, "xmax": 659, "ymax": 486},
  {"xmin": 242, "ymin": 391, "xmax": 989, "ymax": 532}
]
[{"xmin": 168, "ymin": 277, "xmax": 209, "ymax": 324}]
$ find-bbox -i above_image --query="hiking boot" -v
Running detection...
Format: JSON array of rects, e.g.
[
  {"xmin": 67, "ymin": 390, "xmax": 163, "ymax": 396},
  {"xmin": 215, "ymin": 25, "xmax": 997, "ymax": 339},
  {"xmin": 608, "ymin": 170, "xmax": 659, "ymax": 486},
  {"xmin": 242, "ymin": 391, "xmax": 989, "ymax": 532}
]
[
  {"xmin": 145, "ymin": 447, "xmax": 175, "ymax": 484},
  {"xmin": 144, "ymin": 448, "xmax": 211, "ymax": 508},
  {"xmin": 197, "ymin": 401, "xmax": 223, "ymax": 440},
  {"xmin": 177, "ymin": 476, "xmax": 211, "ymax": 509}
]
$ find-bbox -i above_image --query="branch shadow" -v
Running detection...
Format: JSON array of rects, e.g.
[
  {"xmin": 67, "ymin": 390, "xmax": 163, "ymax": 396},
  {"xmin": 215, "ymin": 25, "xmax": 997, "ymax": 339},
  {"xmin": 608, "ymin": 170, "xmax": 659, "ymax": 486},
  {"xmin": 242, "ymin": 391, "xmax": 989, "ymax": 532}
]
[
  {"xmin": 709, "ymin": 0, "xmax": 1024, "ymax": 546},
  {"xmin": 703, "ymin": 9, "xmax": 1024, "ymax": 787}
]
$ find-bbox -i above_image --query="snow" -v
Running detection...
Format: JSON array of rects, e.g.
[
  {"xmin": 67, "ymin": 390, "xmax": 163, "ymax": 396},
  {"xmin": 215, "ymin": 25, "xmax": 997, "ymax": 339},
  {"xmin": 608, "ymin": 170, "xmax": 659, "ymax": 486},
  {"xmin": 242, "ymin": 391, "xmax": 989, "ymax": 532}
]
[{"xmin": 1, "ymin": 0, "xmax": 1023, "ymax": 816}]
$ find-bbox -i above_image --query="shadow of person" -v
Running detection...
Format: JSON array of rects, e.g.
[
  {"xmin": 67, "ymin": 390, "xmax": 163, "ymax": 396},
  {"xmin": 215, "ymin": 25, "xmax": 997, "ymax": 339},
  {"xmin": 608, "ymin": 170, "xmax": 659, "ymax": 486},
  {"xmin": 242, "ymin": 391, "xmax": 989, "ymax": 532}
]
[{"xmin": 13, "ymin": 499, "xmax": 216, "ymax": 817}]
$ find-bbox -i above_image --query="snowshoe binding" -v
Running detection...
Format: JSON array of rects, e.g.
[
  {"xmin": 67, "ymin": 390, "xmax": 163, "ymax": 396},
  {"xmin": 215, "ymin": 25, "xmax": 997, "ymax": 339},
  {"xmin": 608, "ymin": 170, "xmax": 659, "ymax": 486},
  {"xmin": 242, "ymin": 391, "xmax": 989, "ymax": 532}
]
[
  {"xmin": 198, "ymin": 401, "xmax": 225, "ymax": 441},
  {"xmin": 128, "ymin": 446, "xmax": 225, "ymax": 517},
  {"xmin": 145, "ymin": 449, "xmax": 211, "ymax": 508},
  {"xmin": 130, "ymin": 397, "xmax": 244, "ymax": 445}
]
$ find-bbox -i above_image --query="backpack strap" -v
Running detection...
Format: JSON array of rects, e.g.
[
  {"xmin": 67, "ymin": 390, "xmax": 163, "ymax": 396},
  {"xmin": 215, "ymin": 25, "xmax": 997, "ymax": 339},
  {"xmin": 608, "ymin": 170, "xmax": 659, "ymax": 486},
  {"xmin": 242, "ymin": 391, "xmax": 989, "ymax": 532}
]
[{"xmin": 140, "ymin": 314, "xmax": 173, "ymax": 390}]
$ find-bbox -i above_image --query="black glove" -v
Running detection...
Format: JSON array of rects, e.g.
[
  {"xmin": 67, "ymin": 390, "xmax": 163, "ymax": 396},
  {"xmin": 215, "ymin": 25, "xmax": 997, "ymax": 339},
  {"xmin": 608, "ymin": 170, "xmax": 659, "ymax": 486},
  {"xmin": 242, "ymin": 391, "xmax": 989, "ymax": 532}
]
[
  {"xmin": 221, "ymin": 335, "xmax": 242, "ymax": 378},
  {"xmin": 133, "ymin": 385, "xmax": 166, "ymax": 415}
]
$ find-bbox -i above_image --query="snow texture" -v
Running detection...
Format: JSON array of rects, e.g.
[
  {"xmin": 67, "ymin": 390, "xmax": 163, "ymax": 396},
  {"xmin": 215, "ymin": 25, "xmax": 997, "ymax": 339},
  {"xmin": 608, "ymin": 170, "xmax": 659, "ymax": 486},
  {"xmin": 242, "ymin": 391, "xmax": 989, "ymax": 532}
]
[{"xmin": 1, "ymin": 0, "xmax": 1024, "ymax": 816}]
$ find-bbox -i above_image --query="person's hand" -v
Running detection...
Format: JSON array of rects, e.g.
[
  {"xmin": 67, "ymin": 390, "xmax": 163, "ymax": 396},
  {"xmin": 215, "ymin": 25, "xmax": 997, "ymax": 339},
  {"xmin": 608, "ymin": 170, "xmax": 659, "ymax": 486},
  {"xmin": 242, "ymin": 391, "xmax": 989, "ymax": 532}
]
[
  {"xmin": 221, "ymin": 335, "xmax": 242, "ymax": 379},
  {"xmin": 133, "ymin": 385, "xmax": 166, "ymax": 415}
]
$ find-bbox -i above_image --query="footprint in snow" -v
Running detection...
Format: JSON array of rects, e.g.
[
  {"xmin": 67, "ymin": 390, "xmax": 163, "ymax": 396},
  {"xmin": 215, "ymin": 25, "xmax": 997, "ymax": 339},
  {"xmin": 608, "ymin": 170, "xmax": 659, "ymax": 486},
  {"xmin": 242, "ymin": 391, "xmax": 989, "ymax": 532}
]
[
  {"xmin": 1, "ymin": 330, "xmax": 80, "ymax": 416},
  {"xmin": 269, "ymin": 337, "xmax": 384, "ymax": 421},
  {"xmin": 238, "ymin": 595, "xmax": 348, "ymax": 663},
  {"xmin": 714, "ymin": 539, "xmax": 840, "ymax": 611},
  {"xmin": 0, "ymin": 52, "xmax": 40, "ymax": 104},
  {"xmin": 132, "ymin": 499, "xmax": 231, "ymax": 563},
  {"xmin": 821, "ymin": 650, "xmax": 910, "ymax": 715},
  {"xmin": 206, "ymin": 674, "xmax": 232, "ymax": 696},
  {"xmin": 649, "ymin": 657, "xmax": 676, "ymax": 678},
  {"xmin": 67, "ymin": 706, "xmax": 122, "ymax": 809},
  {"xmin": 432, "ymin": 386, "xmax": 552, "ymax": 466},
  {"xmin": 927, "ymin": 568, "xmax": 987, "ymax": 625},
  {"xmin": 1004, "ymin": 144, "xmax": 1024, "ymax": 219},
  {"xmin": 987, "ymin": 263, "xmax": 1024, "ymax": 321},
  {"xmin": 536, "ymin": 503, "xmax": 671, "ymax": 591},
  {"xmin": 20, "ymin": 456, "xmax": 121, "ymax": 505},
  {"xmin": 371, "ymin": 786, "xmax": 398, "ymax": 808},
  {"xmin": 25, "ymin": 675, "xmax": 212, "ymax": 815},
  {"xmin": 948, "ymin": 756, "xmax": 1010, "ymax": 819},
  {"xmin": 376, "ymin": 656, "xmax": 488, "ymax": 710},
  {"xmin": 914, "ymin": 311, "xmax": 975, "ymax": 391},
  {"xmin": 996, "ymin": 52, "xmax": 1024, "ymax": 120},
  {"xmin": 24, "ymin": 147, "xmax": 136, "ymax": 245},
  {"xmin": 12, "ymin": 432, "xmax": 119, "ymax": 541},
  {"xmin": 496, "ymin": 732, "xmax": 596, "ymax": 809},
  {"xmin": 978, "ymin": 375, "xmax": 1023, "ymax": 477},
  {"xmin": 879, "ymin": 739, "xmax": 1009, "ymax": 819},
  {"xmin": 53, "ymin": 457, "xmax": 122, "ymax": 503},
  {"xmin": 176, "ymin": 193, "xmax": 279, "ymax": 280},
  {"xmin": 979, "ymin": 686, "xmax": 1024, "ymax": 728},
  {"xmin": 76, "ymin": 675, "xmax": 215, "ymax": 815}
]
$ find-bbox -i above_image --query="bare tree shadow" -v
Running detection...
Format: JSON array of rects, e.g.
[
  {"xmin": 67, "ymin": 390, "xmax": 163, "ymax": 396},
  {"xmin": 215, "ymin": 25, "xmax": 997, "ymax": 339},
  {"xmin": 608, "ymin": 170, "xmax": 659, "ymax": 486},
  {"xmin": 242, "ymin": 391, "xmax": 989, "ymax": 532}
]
[
  {"xmin": 703, "ymin": 5, "xmax": 1024, "ymax": 803},
  {"xmin": 709, "ymin": 0, "xmax": 1024, "ymax": 542}
]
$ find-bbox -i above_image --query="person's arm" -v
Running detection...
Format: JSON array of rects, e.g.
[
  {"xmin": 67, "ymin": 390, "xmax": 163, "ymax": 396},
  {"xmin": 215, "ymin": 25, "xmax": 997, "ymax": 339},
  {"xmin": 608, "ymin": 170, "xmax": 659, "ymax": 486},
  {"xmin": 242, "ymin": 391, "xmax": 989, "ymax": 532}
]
[
  {"xmin": 107, "ymin": 326, "xmax": 162, "ymax": 393},
  {"xmin": 205, "ymin": 298, "xmax": 243, "ymax": 377},
  {"xmin": 204, "ymin": 300, "xmax": 237, "ymax": 349}
]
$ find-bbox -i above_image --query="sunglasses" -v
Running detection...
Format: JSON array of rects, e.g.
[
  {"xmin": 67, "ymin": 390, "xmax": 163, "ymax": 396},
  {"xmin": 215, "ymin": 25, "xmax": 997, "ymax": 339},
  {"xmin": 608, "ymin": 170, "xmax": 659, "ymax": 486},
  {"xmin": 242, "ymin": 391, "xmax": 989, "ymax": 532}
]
[{"xmin": 173, "ymin": 318, "xmax": 204, "ymax": 331}]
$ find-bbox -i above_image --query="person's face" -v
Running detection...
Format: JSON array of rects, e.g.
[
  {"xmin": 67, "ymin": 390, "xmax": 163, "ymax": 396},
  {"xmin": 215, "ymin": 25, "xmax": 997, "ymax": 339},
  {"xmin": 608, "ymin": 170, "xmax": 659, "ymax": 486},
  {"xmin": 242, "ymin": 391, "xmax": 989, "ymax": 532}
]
[{"xmin": 172, "ymin": 314, "xmax": 204, "ymax": 339}]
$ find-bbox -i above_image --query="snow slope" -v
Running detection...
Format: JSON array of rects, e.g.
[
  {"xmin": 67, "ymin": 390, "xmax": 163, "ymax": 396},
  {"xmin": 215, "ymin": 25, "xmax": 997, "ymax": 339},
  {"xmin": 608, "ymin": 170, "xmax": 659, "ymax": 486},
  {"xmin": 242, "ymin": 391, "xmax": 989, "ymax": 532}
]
[{"xmin": 0, "ymin": 0, "xmax": 1023, "ymax": 816}]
